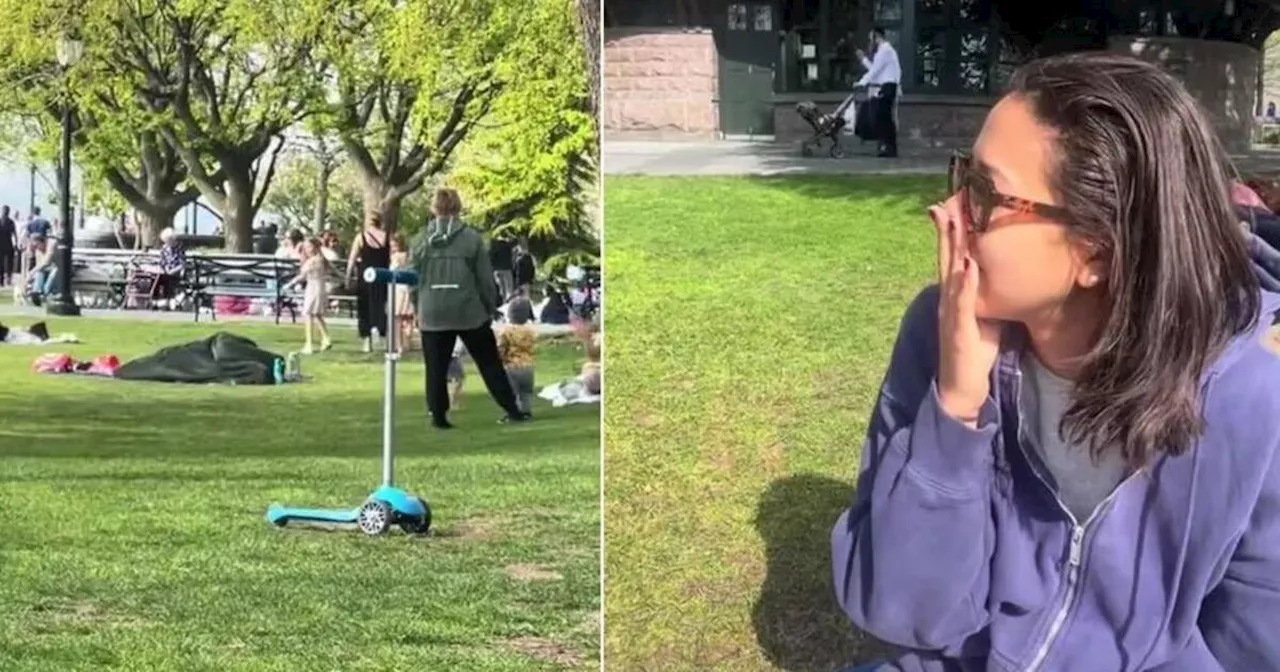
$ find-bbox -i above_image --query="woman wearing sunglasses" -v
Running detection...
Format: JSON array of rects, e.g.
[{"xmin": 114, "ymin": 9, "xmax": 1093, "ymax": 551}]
[{"xmin": 833, "ymin": 52, "xmax": 1280, "ymax": 671}]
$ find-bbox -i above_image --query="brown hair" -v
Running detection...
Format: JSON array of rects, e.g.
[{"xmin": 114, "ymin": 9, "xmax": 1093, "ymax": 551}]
[
  {"xmin": 367, "ymin": 212, "xmax": 383, "ymax": 229},
  {"xmin": 306, "ymin": 237, "xmax": 330, "ymax": 270},
  {"xmin": 432, "ymin": 188, "xmax": 463, "ymax": 218},
  {"xmin": 1009, "ymin": 53, "xmax": 1259, "ymax": 468}
]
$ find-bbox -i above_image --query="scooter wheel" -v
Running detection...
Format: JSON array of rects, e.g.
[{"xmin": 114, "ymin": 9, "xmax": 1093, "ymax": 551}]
[
  {"xmin": 830, "ymin": 145, "xmax": 845, "ymax": 159},
  {"xmin": 800, "ymin": 143, "xmax": 814, "ymax": 157},
  {"xmin": 357, "ymin": 499, "xmax": 393, "ymax": 536},
  {"xmin": 399, "ymin": 499, "xmax": 433, "ymax": 536}
]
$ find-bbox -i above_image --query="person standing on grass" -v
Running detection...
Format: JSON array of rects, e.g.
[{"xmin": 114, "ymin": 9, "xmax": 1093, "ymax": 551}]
[
  {"xmin": 489, "ymin": 232, "xmax": 516, "ymax": 301},
  {"xmin": 0, "ymin": 206, "xmax": 15, "ymax": 287},
  {"xmin": 346, "ymin": 213, "xmax": 391, "ymax": 353},
  {"xmin": 498, "ymin": 295, "xmax": 538, "ymax": 416},
  {"xmin": 282, "ymin": 238, "xmax": 333, "ymax": 354},
  {"xmin": 513, "ymin": 242, "xmax": 537, "ymax": 296},
  {"xmin": 25, "ymin": 206, "xmax": 50, "ymax": 250},
  {"xmin": 23, "ymin": 206, "xmax": 50, "ymax": 273},
  {"xmin": 833, "ymin": 53, "xmax": 1280, "ymax": 672},
  {"xmin": 390, "ymin": 233, "xmax": 416, "ymax": 354},
  {"xmin": 410, "ymin": 187, "xmax": 527, "ymax": 428}
]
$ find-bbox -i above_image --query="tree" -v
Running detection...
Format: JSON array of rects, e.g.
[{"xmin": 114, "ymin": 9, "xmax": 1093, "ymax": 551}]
[
  {"xmin": 314, "ymin": 0, "xmax": 552, "ymax": 232},
  {"xmin": 0, "ymin": 0, "xmax": 327, "ymax": 250},
  {"xmin": 0, "ymin": 4, "xmax": 205, "ymax": 247},
  {"xmin": 263, "ymin": 152, "xmax": 435, "ymax": 244},
  {"xmin": 294, "ymin": 130, "xmax": 344, "ymax": 233},
  {"xmin": 450, "ymin": 0, "xmax": 599, "ymax": 273},
  {"xmin": 115, "ymin": 0, "xmax": 327, "ymax": 251},
  {"xmin": 577, "ymin": 0, "xmax": 601, "ymax": 131},
  {"xmin": 262, "ymin": 155, "xmax": 329, "ymax": 235}
]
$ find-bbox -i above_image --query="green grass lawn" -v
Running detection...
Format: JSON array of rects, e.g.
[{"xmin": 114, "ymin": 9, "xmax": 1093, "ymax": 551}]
[
  {"xmin": 0, "ymin": 318, "xmax": 600, "ymax": 671},
  {"xmin": 604, "ymin": 175, "xmax": 943, "ymax": 671}
]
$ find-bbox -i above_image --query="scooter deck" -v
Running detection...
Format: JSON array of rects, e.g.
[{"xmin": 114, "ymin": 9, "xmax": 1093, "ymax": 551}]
[{"xmin": 266, "ymin": 505, "xmax": 359, "ymax": 526}]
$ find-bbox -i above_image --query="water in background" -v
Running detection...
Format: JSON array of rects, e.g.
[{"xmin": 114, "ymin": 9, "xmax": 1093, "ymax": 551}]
[{"xmin": 0, "ymin": 160, "xmax": 221, "ymax": 235}]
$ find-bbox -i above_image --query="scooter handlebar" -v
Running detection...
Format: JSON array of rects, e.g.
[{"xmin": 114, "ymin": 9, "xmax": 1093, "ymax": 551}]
[{"xmin": 362, "ymin": 267, "xmax": 419, "ymax": 286}]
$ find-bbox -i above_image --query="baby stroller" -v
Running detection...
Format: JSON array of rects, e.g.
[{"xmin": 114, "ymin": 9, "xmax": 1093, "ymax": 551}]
[{"xmin": 796, "ymin": 87, "xmax": 870, "ymax": 159}]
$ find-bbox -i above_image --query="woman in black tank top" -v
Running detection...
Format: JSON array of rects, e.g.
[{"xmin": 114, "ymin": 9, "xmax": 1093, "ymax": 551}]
[{"xmin": 346, "ymin": 214, "xmax": 391, "ymax": 350}]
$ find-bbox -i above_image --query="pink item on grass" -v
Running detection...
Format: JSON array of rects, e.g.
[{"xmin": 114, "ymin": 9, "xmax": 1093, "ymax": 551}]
[
  {"xmin": 31, "ymin": 353, "xmax": 121, "ymax": 377},
  {"xmin": 214, "ymin": 296, "xmax": 252, "ymax": 316},
  {"xmin": 32, "ymin": 353, "xmax": 73, "ymax": 374}
]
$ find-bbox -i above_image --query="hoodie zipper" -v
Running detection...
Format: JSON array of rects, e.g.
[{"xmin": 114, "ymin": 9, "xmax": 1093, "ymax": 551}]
[{"xmin": 1011, "ymin": 366, "xmax": 1142, "ymax": 672}]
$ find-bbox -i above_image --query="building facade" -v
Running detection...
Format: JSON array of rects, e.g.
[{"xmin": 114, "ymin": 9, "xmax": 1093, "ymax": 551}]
[{"xmin": 604, "ymin": 0, "xmax": 1280, "ymax": 152}]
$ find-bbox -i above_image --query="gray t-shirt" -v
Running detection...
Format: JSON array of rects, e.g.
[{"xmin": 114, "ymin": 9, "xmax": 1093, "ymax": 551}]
[{"xmin": 1021, "ymin": 354, "xmax": 1127, "ymax": 523}]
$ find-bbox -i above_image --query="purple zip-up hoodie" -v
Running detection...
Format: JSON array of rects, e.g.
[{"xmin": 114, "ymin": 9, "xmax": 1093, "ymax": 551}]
[{"xmin": 832, "ymin": 285, "xmax": 1280, "ymax": 671}]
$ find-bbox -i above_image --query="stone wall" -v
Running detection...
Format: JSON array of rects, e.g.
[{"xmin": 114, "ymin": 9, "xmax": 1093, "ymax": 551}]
[
  {"xmin": 773, "ymin": 95, "xmax": 992, "ymax": 150},
  {"xmin": 1109, "ymin": 36, "xmax": 1259, "ymax": 154},
  {"xmin": 604, "ymin": 28, "xmax": 718, "ymax": 137}
]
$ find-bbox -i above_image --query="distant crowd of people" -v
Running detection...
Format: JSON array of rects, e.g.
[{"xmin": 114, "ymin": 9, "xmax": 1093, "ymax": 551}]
[
  {"xmin": 267, "ymin": 187, "xmax": 571, "ymax": 427},
  {"xmin": 0, "ymin": 205, "xmax": 61, "ymax": 302}
]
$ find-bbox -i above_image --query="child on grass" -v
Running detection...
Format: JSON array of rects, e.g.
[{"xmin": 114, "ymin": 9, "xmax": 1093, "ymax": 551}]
[
  {"xmin": 282, "ymin": 238, "xmax": 333, "ymax": 354},
  {"xmin": 390, "ymin": 233, "xmax": 416, "ymax": 354},
  {"xmin": 497, "ymin": 296, "xmax": 537, "ymax": 415},
  {"xmin": 571, "ymin": 311, "xmax": 601, "ymax": 395}
]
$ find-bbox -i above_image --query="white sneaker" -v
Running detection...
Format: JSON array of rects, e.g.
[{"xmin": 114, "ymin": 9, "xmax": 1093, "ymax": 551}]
[{"xmin": 361, "ymin": 338, "xmax": 372, "ymax": 353}]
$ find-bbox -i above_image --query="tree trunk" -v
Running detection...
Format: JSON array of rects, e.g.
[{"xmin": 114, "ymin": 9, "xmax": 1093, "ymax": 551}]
[
  {"xmin": 362, "ymin": 176, "xmax": 404, "ymax": 238},
  {"xmin": 314, "ymin": 162, "xmax": 332, "ymax": 233},
  {"xmin": 577, "ymin": 0, "xmax": 601, "ymax": 127},
  {"xmin": 135, "ymin": 208, "xmax": 178, "ymax": 248},
  {"xmin": 223, "ymin": 176, "xmax": 256, "ymax": 252}
]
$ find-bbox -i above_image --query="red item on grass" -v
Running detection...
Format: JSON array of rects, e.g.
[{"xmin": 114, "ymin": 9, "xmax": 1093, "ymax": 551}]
[{"xmin": 88, "ymin": 355, "xmax": 121, "ymax": 377}]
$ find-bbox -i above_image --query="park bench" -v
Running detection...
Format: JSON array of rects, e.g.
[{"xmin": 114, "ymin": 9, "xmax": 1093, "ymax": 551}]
[
  {"xmin": 69, "ymin": 248, "xmax": 157, "ymax": 309},
  {"xmin": 187, "ymin": 252, "xmax": 301, "ymax": 324},
  {"xmin": 328, "ymin": 259, "xmax": 360, "ymax": 318}
]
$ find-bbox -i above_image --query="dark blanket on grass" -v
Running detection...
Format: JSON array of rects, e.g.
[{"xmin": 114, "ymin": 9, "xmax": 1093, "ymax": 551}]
[{"xmin": 115, "ymin": 332, "xmax": 283, "ymax": 385}]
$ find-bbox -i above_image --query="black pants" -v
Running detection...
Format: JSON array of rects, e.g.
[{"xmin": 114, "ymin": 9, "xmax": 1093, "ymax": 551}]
[
  {"xmin": 0, "ymin": 248, "xmax": 12, "ymax": 286},
  {"xmin": 421, "ymin": 324, "xmax": 521, "ymax": 421},
  {"xmin": 356, "ymin": 279, "xmax": 387, "ymax": 338},
  {"xmin": 873, "ymin": 82, "xmax": 898, "ymax": 156}
]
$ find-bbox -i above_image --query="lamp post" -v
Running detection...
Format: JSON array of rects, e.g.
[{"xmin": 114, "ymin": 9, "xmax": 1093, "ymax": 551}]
[{"xmin": 46, "ymin": 34, "xmax": 83, "ymax": 317}]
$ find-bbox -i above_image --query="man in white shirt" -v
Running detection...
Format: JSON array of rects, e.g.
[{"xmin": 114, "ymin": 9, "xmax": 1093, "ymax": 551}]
[{"xmin": 855, "ymin": 27, "xmax": 902, "ymax": 158}]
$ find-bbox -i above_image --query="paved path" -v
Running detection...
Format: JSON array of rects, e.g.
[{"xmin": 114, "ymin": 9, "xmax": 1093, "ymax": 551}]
[
  {"xmin": 604, "ymin": 139, "xmax": 1280, "ymax": 178},
  {"xmin": 604, "ymin": 139, "xmax": 950, "ymax": 177},
  {"xmin": 0, "ymin": 303, "xmax": 575, "ymax": 337}
]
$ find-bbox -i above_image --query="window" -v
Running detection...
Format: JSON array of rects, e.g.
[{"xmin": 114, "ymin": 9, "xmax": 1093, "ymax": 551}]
[
  {"xmin": 875, "ymin": 0, "xmax": 905, "ymax": 82},
  {"xmin": 912, "ymin": 0, "xmax": 997, "ymax": 95},
  {"xmin": 728, "ymin": 3, "xmax": 748, "ymax": 30},
  {"xmin": 877, "ymin": 0, "xmax": 903, "ymax": 22},
  {"xmin": 958, "ymin": 29, "xmax": 989, "ymax": 93},
  {"xmin": 915, "ymin": 26, "xmax": 946, "ymax": 88},
  {"xmin": 989, "ymin": 34, "xmax": 1022, "ymax": 92},
  {"xmin": 753, "ymin": 4, "xmax": 773, "ymax": 30}
]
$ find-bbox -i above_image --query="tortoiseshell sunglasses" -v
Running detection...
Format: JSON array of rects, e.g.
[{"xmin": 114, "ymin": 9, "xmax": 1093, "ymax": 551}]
[{"xmin": 948, "ymin": 152, "xmax": 1070, "ymax": 233}]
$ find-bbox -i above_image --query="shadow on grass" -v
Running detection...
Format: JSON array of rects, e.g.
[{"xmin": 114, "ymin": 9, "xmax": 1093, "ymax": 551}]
[{"xmin": 753, "ymin": 474, "xmax": 898, "ymax": 672}]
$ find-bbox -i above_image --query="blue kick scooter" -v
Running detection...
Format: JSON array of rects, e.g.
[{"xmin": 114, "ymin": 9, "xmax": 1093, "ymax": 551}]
[{"xmin": 266, "ymin": 267, "xmax": 432, "ymax": 536}]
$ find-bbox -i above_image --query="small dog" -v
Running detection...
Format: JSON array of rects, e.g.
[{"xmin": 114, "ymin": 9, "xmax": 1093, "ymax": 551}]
[{"xmin": 12, "ymin": 273, "xmax": 27, "ymax": 306}]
